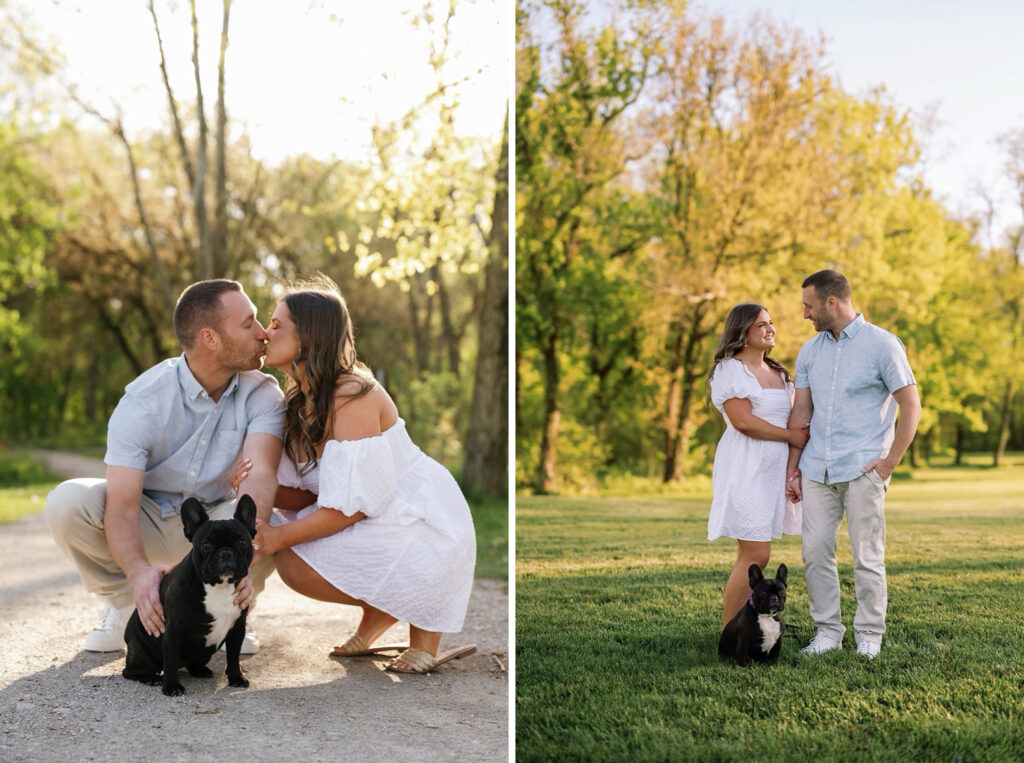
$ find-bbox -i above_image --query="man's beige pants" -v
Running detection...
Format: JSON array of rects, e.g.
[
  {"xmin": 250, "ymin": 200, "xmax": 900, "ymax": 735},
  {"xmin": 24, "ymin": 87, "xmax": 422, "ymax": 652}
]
[
  {"xmin": 801, "ymin": 471, "xmax": 888, "ymax": 647},
  {"xmin": 45, "ymin": 478, "xmax": 275, "ymax": 610}
]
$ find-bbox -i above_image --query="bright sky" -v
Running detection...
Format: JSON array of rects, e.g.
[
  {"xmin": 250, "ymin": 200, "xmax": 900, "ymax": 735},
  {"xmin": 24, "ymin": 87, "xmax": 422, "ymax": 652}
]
[
  {"xmin": 28, "ymin": 0, "xmax": 508, "ymax": 164},
  {"xmin": 702, "ymin": 0, "xmax": 1024, "ymax": 238}
]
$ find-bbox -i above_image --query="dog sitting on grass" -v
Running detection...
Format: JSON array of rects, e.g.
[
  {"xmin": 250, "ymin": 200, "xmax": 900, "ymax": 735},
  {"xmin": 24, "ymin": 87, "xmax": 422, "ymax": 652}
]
[{"xmin": 718, "ymin": 563, "xmax": 787, "ymax": 666}]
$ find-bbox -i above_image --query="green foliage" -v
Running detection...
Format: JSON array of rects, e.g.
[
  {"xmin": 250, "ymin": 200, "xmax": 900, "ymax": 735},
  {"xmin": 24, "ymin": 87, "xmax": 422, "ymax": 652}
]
[
  {"xmin": 470, "ymin": 495, "xmax": 509, "ymax": 581},
  {"xmin": 516, "ymin": 1, "xmax": 1024, "ymax": 491},
  {"xmin": 0, "ymin": 449, "xmax": 58, "ymax": 486},
  {"xmin": 0, "ymin": 4, "xmax": 506, "ymax": 476},
  {"xmin": 516, "ymin": 458, "xmax": 1024, "ymax": 760}
]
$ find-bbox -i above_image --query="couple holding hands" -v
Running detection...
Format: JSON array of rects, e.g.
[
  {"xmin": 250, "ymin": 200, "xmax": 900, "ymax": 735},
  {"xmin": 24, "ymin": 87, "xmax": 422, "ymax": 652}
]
[
  {"xmin": 45, "ymin": 275, "xmax": 477, "ymax": 675},
  {"xmin": 708, "ymin": 269, "xmax": 921, "ymax": 660}
]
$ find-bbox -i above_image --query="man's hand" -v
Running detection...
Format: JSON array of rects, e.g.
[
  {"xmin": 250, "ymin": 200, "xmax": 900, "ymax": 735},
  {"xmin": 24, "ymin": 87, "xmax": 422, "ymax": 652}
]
[
  {"xmin": 233, "ymin": 573, "xmax": 256, "ymax": 610},
  {"xmin": 130, "ymin": 563, "xmax": 175, "ymax": 637},
  {"xmin": 862, "ymin": 458, "xmax": 896, "ymax": 482},
  {"xmin": 786, "ymin": 468, "xmax": 803, "ymax": 503}
]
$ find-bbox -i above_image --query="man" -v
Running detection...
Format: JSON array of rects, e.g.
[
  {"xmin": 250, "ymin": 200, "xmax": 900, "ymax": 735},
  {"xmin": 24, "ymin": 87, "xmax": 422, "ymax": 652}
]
[
  {"xmin": 786, "ymin": 269, "xmax": 921, "ymax": 659},
  {"xmin": 45, "ymin": 280, "xmax": 285, "ymax": 652}
]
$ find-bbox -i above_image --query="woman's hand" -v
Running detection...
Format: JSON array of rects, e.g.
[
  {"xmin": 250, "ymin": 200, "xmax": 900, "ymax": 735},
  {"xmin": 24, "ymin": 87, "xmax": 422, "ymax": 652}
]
[
  {"xmin": 786, "ymin": 423, "xmax": 810, "ymax": 449},
  {"xmin": 251, "ymin": 518, "xmax": 283, "ymax": 566},
  {"xmin": 229, "ymin": 458, "xmax": 253, "ymax": 494}
]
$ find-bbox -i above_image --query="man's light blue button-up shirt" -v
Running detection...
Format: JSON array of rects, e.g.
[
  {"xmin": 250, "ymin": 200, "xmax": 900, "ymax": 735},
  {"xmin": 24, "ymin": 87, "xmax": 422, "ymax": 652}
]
[
  {"xmin": 795, "ymin": 314, "xmax": 916, "ymax": 484},
  {"xmin": 104, "ymin": 355, "xmax": 285, "ymax": 518}
]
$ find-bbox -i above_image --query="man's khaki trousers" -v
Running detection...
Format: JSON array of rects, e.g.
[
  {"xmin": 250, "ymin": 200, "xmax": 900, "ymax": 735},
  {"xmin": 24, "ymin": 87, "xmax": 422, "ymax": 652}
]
[
  {"xmin": 801, "ymin": 471, "xmax": 888, "ymax": 647},
  {"xmin": 45, "ymin": 478, "xmax": 275, "ymax": 610}
]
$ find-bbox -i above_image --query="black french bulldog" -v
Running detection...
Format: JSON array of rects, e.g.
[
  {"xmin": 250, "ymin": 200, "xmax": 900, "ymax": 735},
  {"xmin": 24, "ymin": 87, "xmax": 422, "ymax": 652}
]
[
  {"xmin": 718, "ymin": 563, "xmax": 787, "ymax": 666},
  {"xmin": 122, "ymin": 495, "xmax": 256, "ymax": 696}
]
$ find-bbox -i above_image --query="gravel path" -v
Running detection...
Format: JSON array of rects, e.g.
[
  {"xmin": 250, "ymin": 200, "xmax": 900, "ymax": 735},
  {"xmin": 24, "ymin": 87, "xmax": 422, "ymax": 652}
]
[{"xmin": 1, "ymin": 453, "xmax": 509, "ymax": 761}]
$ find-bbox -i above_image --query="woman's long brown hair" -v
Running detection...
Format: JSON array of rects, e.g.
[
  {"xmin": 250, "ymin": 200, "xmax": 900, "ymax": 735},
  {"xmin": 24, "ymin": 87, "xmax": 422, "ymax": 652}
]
[
  {"xmin": 706, "ymin": 302, "xmax": 791, "ymax": 395},
  {"xmin": 280, "ymin": 276, "xmax": 376, "ymax": 472}
]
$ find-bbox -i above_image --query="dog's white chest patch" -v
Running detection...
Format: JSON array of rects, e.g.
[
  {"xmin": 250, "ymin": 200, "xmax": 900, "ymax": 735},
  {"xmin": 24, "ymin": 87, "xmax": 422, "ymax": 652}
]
[
  {"xmin": 203, "ymin": 581, "xmax": 241, "ymax": 648},
  {"xmin": 759, "ymin": 614, "xmax": 782, "ymax": 652}
]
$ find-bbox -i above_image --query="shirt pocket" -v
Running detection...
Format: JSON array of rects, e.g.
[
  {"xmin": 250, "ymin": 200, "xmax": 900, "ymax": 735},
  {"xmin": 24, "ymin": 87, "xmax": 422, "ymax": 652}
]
[{"xmin": 209, "ymin": 429, "xmax": 246, "ymax": 473}]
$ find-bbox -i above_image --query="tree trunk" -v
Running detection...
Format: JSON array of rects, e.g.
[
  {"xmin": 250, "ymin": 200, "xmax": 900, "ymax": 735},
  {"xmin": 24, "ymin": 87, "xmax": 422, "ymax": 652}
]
[
  {"xmin": 462, "ymin": 121, "xmax": 509, "ymax": 498},
  {"xmin": 408, "ymin": 285, "xmax": 432, "ymax": 375},
  {"xmin": 993, "ymin": 378, "xmax": 1016, "ymax": 467},
  {"xmin": 662, "ymin": 321, "xmax": 685, "ymax": 482},
  {"xmin": 535, "ymin": 330, "xmax": 561, "ymax": 494},
  {"xmin": 432, "ymin": 263, "xmax": 461, "ymax": 378},
  {"xmin": 190, "ymin": 0, "xmax": 212, "ymax": 278},
  {"xmin": 213, "ymin": 0, "xmax": 232, "ymax": 275},
  {"xmin": 954, "ymin": 424, "xmax": 964, "ymax": 466},
  {"xmin": 663, "ymin": 305, "xmax": 709, "ymax": 482},
  {"xmin": 114, "ymin": 120, "xmax": 175, "ymax": 314}
]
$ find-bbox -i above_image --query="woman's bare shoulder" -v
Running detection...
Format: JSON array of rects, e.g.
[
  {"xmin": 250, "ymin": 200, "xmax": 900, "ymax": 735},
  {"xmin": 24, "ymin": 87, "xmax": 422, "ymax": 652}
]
[{"xmin": 330, "ymin": 379, "xmax": 398, "ymax": 441}]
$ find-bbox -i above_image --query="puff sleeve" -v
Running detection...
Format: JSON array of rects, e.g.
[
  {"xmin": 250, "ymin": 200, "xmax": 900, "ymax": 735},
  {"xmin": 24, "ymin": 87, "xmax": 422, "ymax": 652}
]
[
  {"xmin": 276, "ymin": 453, "xmax": 305, "ymax": 490},
  {"xmin": 709, "ymin": 358, "xmax": 758, "ymax": 408},
  {"xmin": 318, "ymin": 437, "xmax": 398, "ymax": 519}
]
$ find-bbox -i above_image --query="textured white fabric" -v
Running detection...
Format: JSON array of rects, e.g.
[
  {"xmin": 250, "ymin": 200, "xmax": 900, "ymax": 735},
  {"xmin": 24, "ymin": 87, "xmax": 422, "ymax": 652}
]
[
  {"xmin": 272, "ymin": 419, "xmax": 476, "ymax": 633},
  {"xmin": 707, "ymin": 358, "xmax": 801, "ymax": 541}
]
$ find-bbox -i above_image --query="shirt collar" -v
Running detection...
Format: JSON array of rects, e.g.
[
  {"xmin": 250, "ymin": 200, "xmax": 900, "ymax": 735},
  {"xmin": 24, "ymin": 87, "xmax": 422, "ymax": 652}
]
[
  {"xmin": 177, "ymin": 354, "xmax": 239, "ymax": 403},
  {"xmin": 824, "ymin": 313, "xmax": 865, "ymax": 342}
]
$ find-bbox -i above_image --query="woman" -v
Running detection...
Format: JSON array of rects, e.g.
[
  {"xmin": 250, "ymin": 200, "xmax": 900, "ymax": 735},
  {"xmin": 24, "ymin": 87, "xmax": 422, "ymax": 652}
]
[
  {"xmin": 707, "ymin": 303, "xmax": 807, "ymax": 626},
  {"xmin": 234, "ymin": 276, "xmax": 477, "ymax": 673}
]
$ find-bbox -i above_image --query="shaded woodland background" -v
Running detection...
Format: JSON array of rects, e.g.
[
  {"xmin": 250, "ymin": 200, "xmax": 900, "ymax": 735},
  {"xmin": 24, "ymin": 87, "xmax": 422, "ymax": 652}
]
[
  {"xmin": 0, "ymin": 0, "xmax": 508, "ymax": 498},
  {"xmin": 516, "ymin": 0, "xmax": 1024, "ymax": 493}
]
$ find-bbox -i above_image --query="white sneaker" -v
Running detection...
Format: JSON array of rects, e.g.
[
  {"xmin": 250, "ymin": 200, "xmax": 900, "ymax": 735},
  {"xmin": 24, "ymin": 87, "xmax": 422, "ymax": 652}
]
[
  {"xmin": 220, "ymin": 627, "xmax": 260, "ymax": 654},
  {"xmin": 856, "ymin": 641, "xmax": 881, "ymax": 659},
  {"xmin": 83, "ymin": 603, "xmax": 134, "ymax": 652},
  {"xmin": 240, "ymin": 629, "xmax": 260, "ymax": 655},
  {"xmin": 801, "ymin": 632, "xmax": 843, "ymax": 655}
]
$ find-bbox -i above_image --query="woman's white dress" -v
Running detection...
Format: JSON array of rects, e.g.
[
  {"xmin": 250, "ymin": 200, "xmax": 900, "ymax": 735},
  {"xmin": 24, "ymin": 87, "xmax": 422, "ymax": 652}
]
[
  {"xmin": 271, "ymin": 418, "xmax": 476, "ymax": 633},
  {"xmin": 707, "ymin": 358, "xmax": 801, "ymax": 542}
]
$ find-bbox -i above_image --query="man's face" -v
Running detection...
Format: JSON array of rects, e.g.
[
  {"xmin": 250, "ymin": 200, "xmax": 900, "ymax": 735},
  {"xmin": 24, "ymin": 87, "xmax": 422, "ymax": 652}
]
[
  {"xmin": 802, "ymin": 286, "xmax": 835, "ymax": 333},
  {"xmin": 214, "ymin": 290, "xmax": 269, "ymax": 372}
]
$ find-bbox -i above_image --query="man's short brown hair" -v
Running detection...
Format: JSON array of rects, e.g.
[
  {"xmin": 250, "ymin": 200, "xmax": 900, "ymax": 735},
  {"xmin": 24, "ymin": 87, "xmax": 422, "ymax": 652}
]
[
  {"xmin": 173, "ymin": 279, "xmax": 242, "ymax": 350},
  {"xmin": 802, "ymin": 269, "xmax": 852, "ymax": 303}
]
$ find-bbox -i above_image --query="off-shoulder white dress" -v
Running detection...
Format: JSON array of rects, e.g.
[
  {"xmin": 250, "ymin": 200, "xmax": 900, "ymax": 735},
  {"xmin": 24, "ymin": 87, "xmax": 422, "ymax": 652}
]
[
  {"xmin": 707, "ymin": 358, "xmax": 801, "ymax": 542},
  {"xmin": 271, "ymin": 419, "xmax": 476, "ymax": 633}
]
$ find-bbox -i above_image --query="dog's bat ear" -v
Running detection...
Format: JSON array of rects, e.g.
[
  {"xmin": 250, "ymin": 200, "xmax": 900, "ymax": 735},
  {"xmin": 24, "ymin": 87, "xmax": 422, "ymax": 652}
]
[
  {"xmin": 747, "ymin": 563, "xmax": 764, "ymax": 587},
  {"xmin": 234, "ymin": 494, "xmax": 258, "ymax": 537},
  {"xmin": 180, "ymin": 498, "xmax": 209, "ymax": 541},
  {"xmin": 775, "ymin": 563, "xmax": 788, "ymax": 586}
]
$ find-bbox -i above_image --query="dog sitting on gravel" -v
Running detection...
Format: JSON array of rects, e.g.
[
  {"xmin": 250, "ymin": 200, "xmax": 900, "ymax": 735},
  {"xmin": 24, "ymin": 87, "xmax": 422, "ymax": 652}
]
[
  {"xmin": 718, "ymin": 563, "xmax": 787, "ymax": 667},
  {"xmin": 122, "ymin": 496, "xmax": 256, "ymax": 696}
]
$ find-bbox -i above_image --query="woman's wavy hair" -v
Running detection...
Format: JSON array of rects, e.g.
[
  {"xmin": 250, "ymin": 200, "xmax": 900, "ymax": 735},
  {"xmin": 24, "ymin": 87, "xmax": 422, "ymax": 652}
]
[
  {"xmin": 280, "ymin": 275, "xmax": 376, "ymax": 472},
  {"xmin": 706, "ymin": 302, "xmax": 791, "ymax": 397}
]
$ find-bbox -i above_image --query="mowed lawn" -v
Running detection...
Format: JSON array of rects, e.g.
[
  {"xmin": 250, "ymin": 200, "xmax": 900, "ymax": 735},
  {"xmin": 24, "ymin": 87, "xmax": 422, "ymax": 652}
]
[{"xmin": 516, "ymin": 457, "xmax": 1024, "ymax": 761}]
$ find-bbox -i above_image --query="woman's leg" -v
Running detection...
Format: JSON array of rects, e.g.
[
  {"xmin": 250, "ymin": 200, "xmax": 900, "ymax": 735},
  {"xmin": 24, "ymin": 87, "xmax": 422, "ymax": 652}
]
[
  {"xmin": 386, "ymin": 626, "xmax": 442, "ymax": 671},
  {"xmin": 723, "ymin": 540, "xmax": 771, "ymax": 626},
  {"xmin": 276, "ymin": 549, "xmax": 398, "ymax": 643}
]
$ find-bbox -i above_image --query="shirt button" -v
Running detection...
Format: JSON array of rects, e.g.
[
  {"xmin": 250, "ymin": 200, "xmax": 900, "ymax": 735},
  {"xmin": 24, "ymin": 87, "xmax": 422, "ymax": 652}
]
[
  {"xmin": 201, "ymin": 439, "xmax": 207, "ymax": 446},
  {"xmin": 189, "ymin": 470, "xmax": 196, "ymax": 477}
]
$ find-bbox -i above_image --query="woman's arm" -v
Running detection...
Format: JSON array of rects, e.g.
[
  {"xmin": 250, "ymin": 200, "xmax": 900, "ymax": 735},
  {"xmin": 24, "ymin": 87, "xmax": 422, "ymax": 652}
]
[
  {"xmin": 254, "ymin": 506, "xmax": 366, "ymax": 558},
  {"xmin": 275, "ymin": 485, "xmax": 317, "ymax": 511},
  {"xmin": 723, "ymin": 397, "xmax": 808, "ymax": 447}
]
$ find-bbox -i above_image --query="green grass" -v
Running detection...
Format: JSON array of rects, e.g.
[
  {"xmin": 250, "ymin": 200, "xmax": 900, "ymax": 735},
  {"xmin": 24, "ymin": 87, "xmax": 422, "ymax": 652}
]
[
  {"xmin": 472, "ymin": 495, "xmax": 509, "ymax": 580},
  {"xmin": 0, "ymin": 450, "xmax": 60, "ymax": 524},
  {"xmin": 516, "ymin": 458, "xmax": 1024, "ymax": 761}
]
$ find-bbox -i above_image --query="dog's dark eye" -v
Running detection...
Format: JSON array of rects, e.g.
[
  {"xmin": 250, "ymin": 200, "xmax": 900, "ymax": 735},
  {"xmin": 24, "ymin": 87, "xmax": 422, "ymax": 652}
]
[
  {"xmin": 237, "ymin": 539, "xmax": 248, "ymax": 549},
  {"xmin": 201, "ymin": 542, "xmax": 213, "ymax": 553}
]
